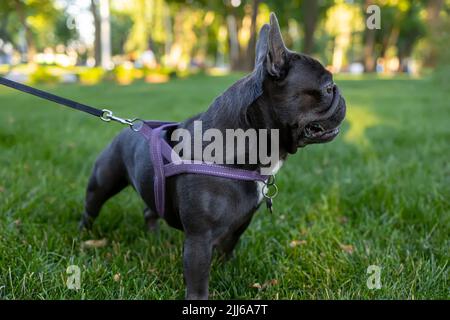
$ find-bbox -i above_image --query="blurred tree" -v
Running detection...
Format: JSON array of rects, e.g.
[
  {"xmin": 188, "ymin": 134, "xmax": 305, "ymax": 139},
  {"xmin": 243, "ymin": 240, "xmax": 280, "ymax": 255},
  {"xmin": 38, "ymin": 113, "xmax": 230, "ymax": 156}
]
[
  {"xmin": 245, "ymin": 0, "xmax": 261, "ymax": 70},
  {"xmin": 125, "ymin": 0, "xmax": 170, "ymax": 60},
  {"xmin": 91, "ymin": 0, "xmax": 101, "ymax": 66},
  {"xmin": 91, "ymin": 0, "xmax": 112, "ymax": 68},
  {"xmin": 225, "ymin": 0, "xmax": 265, "ymax": 71},
  {"xmin": 361, "ymin": 0, "xmax": 379, "ymax": 72},
  {"xmin": 360, "ymin": 0, "xmax": 427, "ymax": 73},
  {"xmin": 0, "ymin": 0, "xmax": 57, "ymax": 62},
  {"xmin": 264, "ymin": 0, "xmax": 332, "ymax": 55},
  {"xmin": 91, "ymin": 0, "xmax": 102, "ymax": 67},
  {"xmin": 124, "ymin": 0, "xmax": 148, "ymax": 55},
  {"xmin": 325, "ymin": 1, "xmax": 364, "ymax": 72},
  {"xmin": 423, "ymin": 0, "xmax": 445, "ymax": 67},
  {"xmin": 299, "ymin": 0, "xmax": 333, "ymax": 55},
  {"xmin": 54, "ymin": 11, "xmax": 79, "ymax": 47},
  {"xmin": 0, "ymin": 1, "xmax": 20, "ymax": 48},
  {"xmin": 110, "ymin": 10, "xmax": 133, "ymax": 56},
  {"xmin": 396, "ymin": 2, "xmax": 426, "ymax": 72}
]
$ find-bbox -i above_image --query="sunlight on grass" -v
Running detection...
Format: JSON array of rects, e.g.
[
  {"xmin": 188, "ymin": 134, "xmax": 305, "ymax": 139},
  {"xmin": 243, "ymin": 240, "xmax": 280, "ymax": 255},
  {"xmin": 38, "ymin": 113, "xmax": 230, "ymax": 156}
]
[{"xmin": 344, "ymin": 106, "xmax": 381, "ymax": 148}]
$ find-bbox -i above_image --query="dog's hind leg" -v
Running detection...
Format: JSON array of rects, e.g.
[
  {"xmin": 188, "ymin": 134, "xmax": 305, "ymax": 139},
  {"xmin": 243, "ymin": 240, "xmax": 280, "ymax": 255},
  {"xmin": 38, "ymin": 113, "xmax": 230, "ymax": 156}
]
[
  {"xmin": 216, "ymin": 217, "xmax": 252, "ymax": 261},
  {"xmin": 143, "ymin": 207, "xmax": 159, "ymax": 232},
  {"xmin": 79, "ymin": 144, "xmax": 128, "ymax": 230}
]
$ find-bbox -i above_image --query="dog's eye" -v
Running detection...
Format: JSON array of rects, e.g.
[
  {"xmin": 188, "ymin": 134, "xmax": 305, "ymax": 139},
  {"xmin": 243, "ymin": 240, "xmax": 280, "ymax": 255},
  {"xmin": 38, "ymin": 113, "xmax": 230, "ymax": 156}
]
[{"xmin": 325, "ymin": 83, "xmax": 335, "ymax": 95}]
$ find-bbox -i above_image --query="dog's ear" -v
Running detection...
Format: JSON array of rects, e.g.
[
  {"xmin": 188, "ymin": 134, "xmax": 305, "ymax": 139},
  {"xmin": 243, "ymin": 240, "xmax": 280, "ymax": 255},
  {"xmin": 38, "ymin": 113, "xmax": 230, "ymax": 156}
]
[
  {"xmin": 255, "ymin": 24, "xmax": 269, "ymax": 67},
  {"xmin": 267, "ymin": 12, "xmax": 288, "ymax": 78}
]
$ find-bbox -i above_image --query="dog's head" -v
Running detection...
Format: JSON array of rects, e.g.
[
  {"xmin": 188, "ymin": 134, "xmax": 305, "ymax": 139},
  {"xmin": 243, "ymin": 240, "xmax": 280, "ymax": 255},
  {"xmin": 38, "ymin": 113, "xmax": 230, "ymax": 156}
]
[{"xmin": 254, "ymin": 13, "xmax": 346, "ymax": 154}]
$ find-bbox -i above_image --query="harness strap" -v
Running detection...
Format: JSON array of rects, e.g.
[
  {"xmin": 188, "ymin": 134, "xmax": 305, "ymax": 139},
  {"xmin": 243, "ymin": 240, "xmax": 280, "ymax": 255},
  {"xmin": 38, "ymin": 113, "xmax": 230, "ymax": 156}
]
[{"xmin": 138, "ymin": 121, "xmax": 269, "ymax": 217}]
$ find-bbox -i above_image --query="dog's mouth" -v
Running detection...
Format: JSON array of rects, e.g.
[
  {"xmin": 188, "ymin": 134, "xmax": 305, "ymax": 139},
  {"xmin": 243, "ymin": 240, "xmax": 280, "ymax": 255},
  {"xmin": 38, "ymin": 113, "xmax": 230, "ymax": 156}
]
[
  {"xmin": 302, "ymin": 86, "xmax": 345, "ymax": 144},
  {"xmin": 287, "ymin": 86, "xmax": 346, "ymax": 152},
  {"xmin": 304, "ymin": 123, "xmax": 340, "ymax": 141}
]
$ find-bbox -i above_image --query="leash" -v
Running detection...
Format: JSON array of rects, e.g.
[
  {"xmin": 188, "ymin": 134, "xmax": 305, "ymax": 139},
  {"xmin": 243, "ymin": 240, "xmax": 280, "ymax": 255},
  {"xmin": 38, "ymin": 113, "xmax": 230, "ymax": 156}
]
[{"xmin": 0, "ymin": 76, "xmax": 141, "ymax": 130}]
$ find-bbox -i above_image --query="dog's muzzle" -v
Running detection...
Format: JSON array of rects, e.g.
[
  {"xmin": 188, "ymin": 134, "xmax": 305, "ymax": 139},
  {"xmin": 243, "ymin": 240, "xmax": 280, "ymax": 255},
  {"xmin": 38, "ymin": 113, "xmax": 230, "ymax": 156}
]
[{"xmin": 303, "ymin": 86, "xmax": 343, "ymax": 139}]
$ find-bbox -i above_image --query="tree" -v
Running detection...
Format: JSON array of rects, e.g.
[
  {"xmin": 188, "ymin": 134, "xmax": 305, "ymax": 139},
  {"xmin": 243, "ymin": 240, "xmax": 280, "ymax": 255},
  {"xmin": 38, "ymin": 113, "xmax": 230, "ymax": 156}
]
[
  {"xmin": 91, "ymin": 0, "xmax": 102, "ymax": 66},
  {"xmin": 362, "ymin": 0, "xmax": 377, "ymax": 72},
  {"xmin": 396, "ymin": 2, "xmax": 426, "ymax": 72},
  {"xmin": 243, "ymin": 0, "xmax": 261, "ymax": 70},
  {"xmin": 90, "ymin": 0, "xmax": 111, "ymax": 68},
  {"xmin": 54, "ymin": 11, "xmax": 79, "ymax": 47},
  {"xmin": 0, "ymin": 0, "xmax": 58, "ymax": 62},
  {"xmin": 423, "ymin": 0, "xmax": 445, "ymax": 67},
  {"xmin": 110, "ymin": 10, "xmax": 133, "ymax": 56}
]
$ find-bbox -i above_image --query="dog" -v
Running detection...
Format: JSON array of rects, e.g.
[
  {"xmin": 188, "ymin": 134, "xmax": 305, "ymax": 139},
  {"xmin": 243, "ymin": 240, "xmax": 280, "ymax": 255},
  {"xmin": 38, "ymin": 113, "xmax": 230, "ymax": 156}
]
[{"xmin": 79, "ymin": 13, "xmax": 346, "ymax": 299}]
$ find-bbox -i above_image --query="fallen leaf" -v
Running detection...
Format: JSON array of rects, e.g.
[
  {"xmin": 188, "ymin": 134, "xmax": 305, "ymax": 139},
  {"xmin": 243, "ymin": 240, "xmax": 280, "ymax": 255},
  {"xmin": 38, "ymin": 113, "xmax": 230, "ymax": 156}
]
[
  {"xmin": 290, "ymin": 240, "xmax": 307, "ymax": 247},
  {"xmin": 0, "ymin": 186, "xmax": 4, "ymax": 193},
  {"xmin": 82, "ymin": 238, "xmax": 108, "ymax": 249},
  {"xmin": 113, "ymin": 273, "xmax": 121, "ymax": 282},
  {"xmin": 338, "ymin": 216, "xmax": 349, "ymax": 224},
  {"xmin": 340, "ymin": 244, "xmax": 354, "ymax": 254},
  {"xmin": 251, "ymin": 283, "xmax": 262, "ymax": 289},
  {"xmin": 13, "ymin": 219, "xmax": 21, "ymax": 227},
  {"xmin": 251, "ymin": 279, "xmax": 278, "ymax": 290},
  {"xmin": 263, "ymin": 279, "xmax": 278, "ymax": 288}
]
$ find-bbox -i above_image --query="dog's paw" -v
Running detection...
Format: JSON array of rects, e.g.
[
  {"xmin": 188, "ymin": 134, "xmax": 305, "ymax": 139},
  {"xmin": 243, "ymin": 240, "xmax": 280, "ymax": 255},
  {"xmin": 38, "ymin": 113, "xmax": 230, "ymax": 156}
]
[
  {"xmin": 144, "ymin": 208, "xmax": 159, "ymax": 233},
  {"xmin": 78, "ymin": 213, "xmax": 94, "ymax": 232},
  {"xmin": 145, "ymin": 218, "xmax": 159, "ymax": 233}
]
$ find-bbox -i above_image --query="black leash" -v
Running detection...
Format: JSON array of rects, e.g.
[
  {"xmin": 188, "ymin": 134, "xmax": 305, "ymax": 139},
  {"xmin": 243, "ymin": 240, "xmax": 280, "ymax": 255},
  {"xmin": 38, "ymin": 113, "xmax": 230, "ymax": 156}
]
[{"xmin": 0, "ymin": 76, "xmax": 140, "ymax": 130}]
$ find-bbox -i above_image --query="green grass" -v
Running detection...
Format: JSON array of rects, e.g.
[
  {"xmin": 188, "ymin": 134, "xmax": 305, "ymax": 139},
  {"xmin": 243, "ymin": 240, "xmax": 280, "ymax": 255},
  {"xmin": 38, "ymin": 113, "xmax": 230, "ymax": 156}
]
[{"xmin": 0, "ymin": 74, "xmax": 448, "ymax": 299}]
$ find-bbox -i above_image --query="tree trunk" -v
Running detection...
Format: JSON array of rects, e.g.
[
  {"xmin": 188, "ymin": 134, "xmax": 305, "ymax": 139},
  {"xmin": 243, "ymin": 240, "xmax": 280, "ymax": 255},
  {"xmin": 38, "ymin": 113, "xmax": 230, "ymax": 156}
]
[
  {"xmin": 363, "ymin": 29, "xmax": 376, "ymax": 72},
  {"xmin": 0, "ymin": 13, "xmax": 14, "ymax": 46},
  {"xmin": 244, "ymin": 0, "xmax": 260, "ymax": 70},
  {"xmin": 227, "ymin": 14, "xmax": 240, "ymax": 71},
  {"xmin": 363, "ymin": 0, "xmax": 376, "ymax": 72},
  {"xmin": 91, "ymin": 0, "xmax": 102, "ymax": 67},
  {"xmin": 302, "ymin": 0, "xmax": 318, "ymax": 55},
  {"xmin": 14, "ymin": 0, "xmax": 36, "ymax": 63},
  {"xmin": 99, "ymin": 0, "xmax": 112, "ymax": 69},
  {"xmin": 423, "ymin": 0, "xmax": 444, "ymax": 67}
]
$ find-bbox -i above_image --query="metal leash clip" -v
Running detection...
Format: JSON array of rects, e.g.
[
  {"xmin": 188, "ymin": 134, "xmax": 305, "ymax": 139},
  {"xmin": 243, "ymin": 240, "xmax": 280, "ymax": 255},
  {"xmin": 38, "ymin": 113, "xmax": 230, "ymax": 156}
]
[
  {"xmin": 262, "ymin": 175, "xmax": 278, "ymax": 213},
  {"xmin": 101, "ymin": 109, "xmax": 143, "ymax": 132}
]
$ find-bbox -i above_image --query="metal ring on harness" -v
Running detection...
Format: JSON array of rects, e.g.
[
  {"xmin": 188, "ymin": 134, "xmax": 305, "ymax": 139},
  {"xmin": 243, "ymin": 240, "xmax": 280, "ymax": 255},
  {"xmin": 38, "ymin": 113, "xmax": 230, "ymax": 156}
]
[
  {"xmin": 262, "ymin": 175, "xmax": 278, "ymax": 199},
  {"xmin": 129, "ymin": 119, "xmax": 144, "ymax": 132}
]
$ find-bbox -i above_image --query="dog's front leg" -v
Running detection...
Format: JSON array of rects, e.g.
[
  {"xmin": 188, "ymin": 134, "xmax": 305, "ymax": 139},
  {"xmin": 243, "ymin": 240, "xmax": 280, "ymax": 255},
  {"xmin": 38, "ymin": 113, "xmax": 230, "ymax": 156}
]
[{"xmin": 183, "ymin": 233, "xmax": 213, "ymax": 300}]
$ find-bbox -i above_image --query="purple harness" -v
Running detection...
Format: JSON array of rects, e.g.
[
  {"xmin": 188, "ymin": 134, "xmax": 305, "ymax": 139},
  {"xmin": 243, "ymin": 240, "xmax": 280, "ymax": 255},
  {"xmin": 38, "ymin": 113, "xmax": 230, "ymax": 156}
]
[{"xmin": 138, "ymin": 121, "xmax": 269, "ymax": 217}]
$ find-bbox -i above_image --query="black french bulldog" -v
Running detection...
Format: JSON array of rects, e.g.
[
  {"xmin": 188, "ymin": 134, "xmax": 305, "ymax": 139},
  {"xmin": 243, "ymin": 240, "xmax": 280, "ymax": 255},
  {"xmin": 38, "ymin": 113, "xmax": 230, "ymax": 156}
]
[{"xmin": 79, "ymin": 13, "xmax": 346, "ymax": 299}]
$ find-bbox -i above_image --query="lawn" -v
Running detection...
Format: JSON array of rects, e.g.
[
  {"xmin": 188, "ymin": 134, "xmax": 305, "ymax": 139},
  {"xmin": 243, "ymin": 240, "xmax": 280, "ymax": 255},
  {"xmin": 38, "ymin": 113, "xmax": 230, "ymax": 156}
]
[{"xmin": 0, "ymin": 74, "xmax": 448, "ymax": 299}]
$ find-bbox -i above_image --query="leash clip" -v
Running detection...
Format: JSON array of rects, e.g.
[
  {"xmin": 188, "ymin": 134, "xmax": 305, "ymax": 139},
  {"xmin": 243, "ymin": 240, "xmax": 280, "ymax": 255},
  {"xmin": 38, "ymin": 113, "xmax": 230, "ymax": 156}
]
[{"xmin": 101, "ymin": 109, "xmax": 143, "ymax": 132}]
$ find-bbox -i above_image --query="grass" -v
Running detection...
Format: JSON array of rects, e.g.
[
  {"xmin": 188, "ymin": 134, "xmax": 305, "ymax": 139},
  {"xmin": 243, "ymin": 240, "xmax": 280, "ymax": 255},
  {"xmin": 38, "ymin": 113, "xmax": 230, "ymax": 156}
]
[{"xmin": 0, "ymin": 74, "xmax": 448, "ymax": 300}]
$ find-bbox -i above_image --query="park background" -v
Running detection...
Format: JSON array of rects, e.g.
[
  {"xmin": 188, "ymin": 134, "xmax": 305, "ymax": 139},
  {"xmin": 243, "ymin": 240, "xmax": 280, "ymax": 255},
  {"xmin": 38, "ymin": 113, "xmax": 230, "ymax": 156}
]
[{"xmin": 0, "ymin": 0, "xmax": 448, "ymax": 299}]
